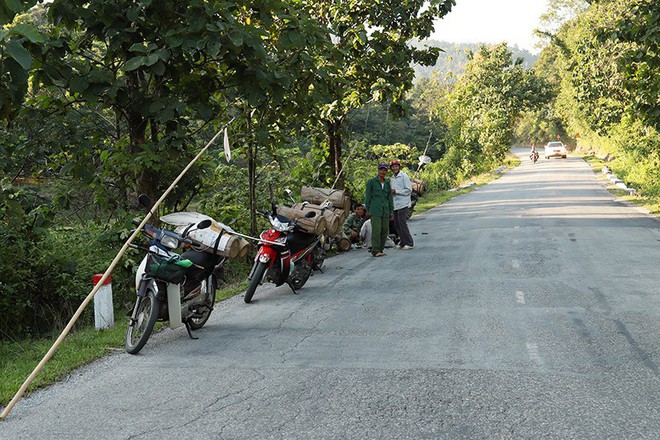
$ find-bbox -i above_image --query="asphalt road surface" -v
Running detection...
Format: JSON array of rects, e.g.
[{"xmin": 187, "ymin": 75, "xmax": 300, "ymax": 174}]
[{"xmin": 2, "ymin": 149, "xmax": 659, "ymax": 439}]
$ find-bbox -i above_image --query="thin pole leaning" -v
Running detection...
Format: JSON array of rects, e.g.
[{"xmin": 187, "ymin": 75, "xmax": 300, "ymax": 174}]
[
  {"xmin": 412, "ymin": 131, "xmax": 433, "ymax": 181},
  {"xmin": 331, "ymin": 137, "xmax": 361, "ymax": 190},
  {"xmin": 0, "ymin": 119, "xmax": 233, "ymax": 421}
]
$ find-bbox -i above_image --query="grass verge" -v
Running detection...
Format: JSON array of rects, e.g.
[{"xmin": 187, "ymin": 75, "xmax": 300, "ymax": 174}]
[
  {"xmin": 582, "ymin": 155, "xmax": 660, "ymax": 215},
  {"xmin": 0, "ymin": 279, "xmax": 247, "ymax": 408}
]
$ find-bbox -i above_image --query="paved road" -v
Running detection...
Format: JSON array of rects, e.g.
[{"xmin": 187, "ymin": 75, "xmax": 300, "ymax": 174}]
[{"xmin": 2, "ymin": 149, "xmax": 659, "ymax": 439}]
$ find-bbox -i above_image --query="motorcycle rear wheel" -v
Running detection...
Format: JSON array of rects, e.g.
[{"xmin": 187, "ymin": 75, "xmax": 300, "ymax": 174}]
[
  {"xmin": 244, "ymin": 261, "xmax": 267, "ymax": 303},
  {"xmin": 125, "ymin": 288, "xmax": 160, "ymax": 354},
  {"xmin": 188, "ymin": 276, "xmax": 216, "ymax": 330}
]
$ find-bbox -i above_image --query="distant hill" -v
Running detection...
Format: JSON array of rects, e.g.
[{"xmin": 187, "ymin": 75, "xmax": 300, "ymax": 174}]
[{"xmin": 412, "ymin": 40, "xmax": 539, "ymax": 81}]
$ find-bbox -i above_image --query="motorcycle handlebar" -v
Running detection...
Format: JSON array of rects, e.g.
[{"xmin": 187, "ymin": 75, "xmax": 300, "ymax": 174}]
[{"xmin": 134, "ymin": 221, "xmax": 192, "ymax": 245}]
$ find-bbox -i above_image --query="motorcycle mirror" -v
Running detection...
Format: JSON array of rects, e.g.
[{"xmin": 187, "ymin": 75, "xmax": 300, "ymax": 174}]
[
  {"xmin": 138, "ymin": 194, "xmax": 152, "ymax": 209},
  {"xmin": 197, "ymin": 219, "xmax": 212, "ymax": 229},
  {"xmin": 305, "ymin": 211, "xmax": 316, "ymax": 218},
  {"xmin": 285, "ymin": 188, "xmax": 297, "ymax": 204}
]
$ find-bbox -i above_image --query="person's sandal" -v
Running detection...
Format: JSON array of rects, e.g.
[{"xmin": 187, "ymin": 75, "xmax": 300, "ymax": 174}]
[{"xmin": 374, "ymin": 252, "xmax": 386, "ymax": 257}]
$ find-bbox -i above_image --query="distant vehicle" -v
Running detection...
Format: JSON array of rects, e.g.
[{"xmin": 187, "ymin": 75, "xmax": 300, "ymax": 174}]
[{"xmin": 545, "ymin": 141, "xmax": 567, "ymax": 159}]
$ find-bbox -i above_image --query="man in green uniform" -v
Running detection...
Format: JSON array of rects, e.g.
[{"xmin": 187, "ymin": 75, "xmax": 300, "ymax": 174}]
[{"xmin": 365, "ymin": 162, "xmax": 394, "ymax": 257}]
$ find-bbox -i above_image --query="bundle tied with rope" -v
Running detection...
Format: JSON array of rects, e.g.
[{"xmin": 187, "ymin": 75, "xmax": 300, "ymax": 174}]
[
  {"xmin": 298, "ymin": 186, "xmax": 352, "ymax": 251},
  {"xmin": 159, "ymin": 212, "xmax": 250, "ymax": 260}
]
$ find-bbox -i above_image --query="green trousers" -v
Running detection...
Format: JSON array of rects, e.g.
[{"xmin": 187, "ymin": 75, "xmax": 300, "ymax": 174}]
[{"xmin": 371, "ymin": 215, "xmax": 389, "ymax": 255}]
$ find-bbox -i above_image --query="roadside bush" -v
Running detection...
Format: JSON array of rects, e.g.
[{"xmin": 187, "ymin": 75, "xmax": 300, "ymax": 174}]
[{"xmin": 0, "ymin": 183, "xmax": 133, "ymax": 340}]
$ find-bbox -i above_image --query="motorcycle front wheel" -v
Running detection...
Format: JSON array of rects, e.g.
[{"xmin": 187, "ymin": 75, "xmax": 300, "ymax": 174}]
[
  {"xmin": 244, "ymin": 261, "xmax": 267, "ymax": 303},
  {"xmin": 188, "ymin": 276, "xmax": 216, "ymax": 330},
  {"xmin": 125, "ymin": 288, "xmax": 160, "ymax": 354}
]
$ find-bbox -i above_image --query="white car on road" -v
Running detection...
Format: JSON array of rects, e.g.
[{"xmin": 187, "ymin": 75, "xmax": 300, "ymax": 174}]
[{"xmin": 545, "ymin": 141, "xmax": 567, "ymax": 159}]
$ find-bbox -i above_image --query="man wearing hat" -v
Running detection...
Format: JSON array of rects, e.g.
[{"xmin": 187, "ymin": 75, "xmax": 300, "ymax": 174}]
[
  {"xmin": 389, "ymin": 159, "xmax": 414, "ymax": 250},
  {"xmin": 365, "ymin": 162, "xmax": 394, "ymax": 257}
]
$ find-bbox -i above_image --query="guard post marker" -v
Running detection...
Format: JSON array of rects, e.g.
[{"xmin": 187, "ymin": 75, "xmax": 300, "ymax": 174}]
[{"xmin": 92, "ymin": 274, "xmax": 114, "ymax": 330}]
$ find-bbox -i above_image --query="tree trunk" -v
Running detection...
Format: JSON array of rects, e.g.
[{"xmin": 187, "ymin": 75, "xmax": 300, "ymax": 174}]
[
  {"xmin": 247, "ymin": 115, "xmax": 258, "ymax": 238},
  {"xmin": 325, "ymin": 119, "xmax": 344, "ymax": 190},
  {"xmin": 126, "ymin": 71, "xmax": 158, "ymax": 211}
]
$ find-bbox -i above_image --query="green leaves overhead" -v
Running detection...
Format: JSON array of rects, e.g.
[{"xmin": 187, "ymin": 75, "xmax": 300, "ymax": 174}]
[{"xmin": 4, "ymin": 39, "xmax": 31, "ymax": 68}]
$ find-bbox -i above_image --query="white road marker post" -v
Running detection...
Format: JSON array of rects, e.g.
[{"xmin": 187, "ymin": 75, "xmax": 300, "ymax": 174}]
[{"xmin": 92, "ymin": 274, "xmax": 114, "ymax": 330}]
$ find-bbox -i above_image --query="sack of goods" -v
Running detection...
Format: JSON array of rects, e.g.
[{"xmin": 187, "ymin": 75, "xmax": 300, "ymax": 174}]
[
  {"xmin": 412, "ymin": 179, "xmax": 427, "ymax": 196},
  {"xmin": 145, "ymin": 253, "xmax": 191, "ymax": 284},
  {"xmin": 160, "ymin": 212, "xmax": 248, "ymax": 259}
]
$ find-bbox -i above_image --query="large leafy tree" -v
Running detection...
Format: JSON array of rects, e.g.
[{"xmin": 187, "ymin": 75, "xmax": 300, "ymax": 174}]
[
  {"xmin": 30, "ymin": 0, "xmax": 321, "ymax": 206},
  {"xmin": 0, "ymin": 0, "xmax": 43, "ymax": 126},
  {"xmin": 545, "ymin": 0, "xmax": 658, "ymax": 139},
  {"xmin": 535, "ymin": 0, "xmax": 659, "ymax": 196},
  {"xmin": 306, "ymin": 0, "xmax": 455, "ymax": 190},
  {"xmin": 443, "ymin": 43, "xmax": 551, "ymax": 167}
]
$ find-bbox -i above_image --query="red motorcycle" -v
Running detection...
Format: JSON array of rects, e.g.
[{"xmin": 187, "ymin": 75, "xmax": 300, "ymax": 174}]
[{"xmin": 244, "ymin": 194, "xmax": 327, "ymax": 303}]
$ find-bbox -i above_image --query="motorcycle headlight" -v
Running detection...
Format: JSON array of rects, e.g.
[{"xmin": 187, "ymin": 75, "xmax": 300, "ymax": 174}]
[
  {"xmin": 160, "ymin": 235, "xmax": 179, "ymax": 249},
  {"xmin": 271, "ymin": 217, "xmax": 289, "ymax": 232}
]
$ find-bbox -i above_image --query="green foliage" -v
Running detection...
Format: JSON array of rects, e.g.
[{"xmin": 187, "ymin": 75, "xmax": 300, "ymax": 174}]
[
  {"xmin": 535, "ymin": 0, "xmax": 659, "ymax": 198},
  {"xmin": 442, "ymin": 43, "xmax": 551, "ymax": 169},
  {"xmin": 307, "ymin": 0, "xmax": 456, "ymax": 185},
  {"xmin": 0, "ymin": 186, "xmax": 133, "ymax": 339},
  {"xmin": 0, "ymin": 4, "xmax": 45, "ymax": 124}
]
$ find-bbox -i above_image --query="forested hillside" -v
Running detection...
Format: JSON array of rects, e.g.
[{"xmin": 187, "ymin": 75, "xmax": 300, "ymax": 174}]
[{"xmin": 413, "ymin": 40, "xmax": 539, "ymax": 80}]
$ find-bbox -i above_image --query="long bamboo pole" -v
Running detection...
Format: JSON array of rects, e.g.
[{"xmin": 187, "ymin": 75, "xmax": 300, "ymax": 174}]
[{"xmin": 0, "ymin": 120, "xmax": 232, "ymax": 421}]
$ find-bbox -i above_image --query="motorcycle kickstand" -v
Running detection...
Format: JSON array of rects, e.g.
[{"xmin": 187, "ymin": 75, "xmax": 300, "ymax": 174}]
[
  {"xmin": 183, "ymin": 320, "xmax": 199, "ymax": 340},
  {"xmin": 287, "ymin": 282, "xmax": 299, "ymax": 295}
]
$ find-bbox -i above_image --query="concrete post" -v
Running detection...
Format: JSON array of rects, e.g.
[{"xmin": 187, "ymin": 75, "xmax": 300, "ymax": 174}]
[{"xmin": 92, "ymin": 274, "xmax": 114, "ymax": 330}]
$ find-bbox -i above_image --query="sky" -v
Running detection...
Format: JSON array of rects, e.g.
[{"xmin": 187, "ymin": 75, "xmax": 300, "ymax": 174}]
[{"xmin": 431, "ymin": 0, "xmax": 550, "ymax": 54}]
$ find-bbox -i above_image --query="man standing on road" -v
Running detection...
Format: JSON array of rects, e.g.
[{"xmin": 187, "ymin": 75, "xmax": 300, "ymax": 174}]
[
  {"xmin": 365, "ymin": 162, "xmax": 394, "ymax": 257},
  {"xmin": 389, "ymin": 159, "xmax": 414, "ymax": 250}
]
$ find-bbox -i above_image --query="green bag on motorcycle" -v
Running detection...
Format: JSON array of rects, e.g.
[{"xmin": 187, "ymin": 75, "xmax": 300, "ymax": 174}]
[{"xmin": 146, "ymin": 254, "xmax": 193, "ymax": 284}]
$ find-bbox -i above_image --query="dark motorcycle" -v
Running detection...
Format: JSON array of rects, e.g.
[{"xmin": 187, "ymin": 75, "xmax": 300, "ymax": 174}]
[{"xmin": 125, "ymin": 196, "xmax": 225, "ymax": 354}]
